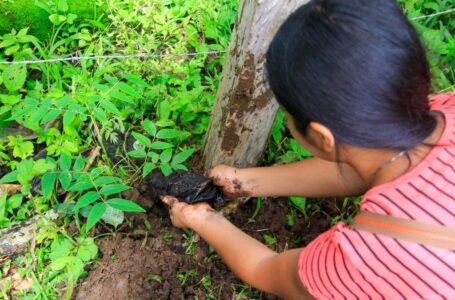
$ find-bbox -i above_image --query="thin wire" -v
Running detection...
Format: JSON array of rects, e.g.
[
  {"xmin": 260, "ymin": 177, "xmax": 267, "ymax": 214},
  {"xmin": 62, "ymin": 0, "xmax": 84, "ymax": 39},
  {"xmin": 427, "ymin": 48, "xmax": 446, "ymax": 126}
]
[
  {"xmin": 411, "ymin": 7, "xmax": 455, "ymax": 20},
  {"xmin": 0, "ymin": 50, "xmax": 226, "ymax": 65},
  {"xmin": 0, "ymin": 7, "xmax": 453, "ymax": 66}
]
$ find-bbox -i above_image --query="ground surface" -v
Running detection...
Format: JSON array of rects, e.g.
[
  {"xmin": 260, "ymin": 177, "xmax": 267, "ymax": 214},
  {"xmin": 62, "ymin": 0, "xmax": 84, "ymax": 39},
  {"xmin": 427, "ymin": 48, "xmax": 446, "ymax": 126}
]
[{"xmin": 74, "ymin": 189, "xmax": 334, "ymax": 300}]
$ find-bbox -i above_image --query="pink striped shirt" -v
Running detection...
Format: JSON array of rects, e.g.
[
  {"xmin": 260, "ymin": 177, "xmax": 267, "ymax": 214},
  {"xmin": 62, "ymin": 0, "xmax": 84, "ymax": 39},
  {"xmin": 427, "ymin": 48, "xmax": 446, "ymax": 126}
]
[{"xmin": 299, "ymin": 92, "xmax": 455, "ymax": 299}]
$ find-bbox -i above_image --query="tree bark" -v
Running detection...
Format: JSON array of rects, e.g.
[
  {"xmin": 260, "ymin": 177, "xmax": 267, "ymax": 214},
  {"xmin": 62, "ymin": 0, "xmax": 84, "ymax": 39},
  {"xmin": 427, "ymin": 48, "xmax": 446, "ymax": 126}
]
[{"xmin": 203, "ymin": 0, "xmax": 310, "ymax": 171}]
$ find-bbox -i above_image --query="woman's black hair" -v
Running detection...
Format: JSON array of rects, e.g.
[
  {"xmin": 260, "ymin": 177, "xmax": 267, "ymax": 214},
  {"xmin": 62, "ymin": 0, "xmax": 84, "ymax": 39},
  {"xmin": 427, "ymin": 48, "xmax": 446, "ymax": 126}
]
[{"xmin": 266, "ymin": 0, "xmax": 436, "ymax": 151}]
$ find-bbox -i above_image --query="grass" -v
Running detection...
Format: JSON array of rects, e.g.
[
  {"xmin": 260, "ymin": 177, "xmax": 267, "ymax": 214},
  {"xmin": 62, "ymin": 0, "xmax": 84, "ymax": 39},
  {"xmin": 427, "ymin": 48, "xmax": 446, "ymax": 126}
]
[{"xmin": 0, "ymin": 0, "xmax": 453, "ymax": 298}]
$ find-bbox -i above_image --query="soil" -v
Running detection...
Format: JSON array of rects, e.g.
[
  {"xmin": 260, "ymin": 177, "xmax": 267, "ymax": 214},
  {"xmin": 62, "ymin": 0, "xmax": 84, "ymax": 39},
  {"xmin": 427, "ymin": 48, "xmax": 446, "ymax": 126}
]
[{"xmin": 75, "ymin": 188, "xmax": 336, "ymax": 300}]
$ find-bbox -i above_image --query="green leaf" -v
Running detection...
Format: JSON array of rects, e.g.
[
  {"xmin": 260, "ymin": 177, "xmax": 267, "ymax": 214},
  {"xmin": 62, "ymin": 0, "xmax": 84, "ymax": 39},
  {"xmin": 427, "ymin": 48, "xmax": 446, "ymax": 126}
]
[
  {"xmin": 42, "ymin": 173, "xmax": 57, "ymax": 199},
  {"xmin": 160, "ymin": 163, "xmax": 172, "ymax": 176},
  {"xmin": 108, "ymin": 90, "xmax": 134, "ymax": 104},
  {"xmin": 94, "ymin": 176, "xmax": 121, "ymax": 186},
  {"xmin": 41, "ymin": 109, "xmax": 61, "ymax": 124},
  {"xmin": 68, "ymin": 181, "xmax": 94, "ymax": 192},
  {"xmin": 0, "ymin": 171, "xmax": 18, "ymax": 184},
  {"xmin": 73, "ymin": 156, "xmax": 85, "ymax": 172},
  {"xmin": 57, "ymin": 0, "xmax": 69, "ymax": 12},
  {"xmin": 76, "ymin": 237, "xmax": 98, "ymax": 262},
  {"xmin": 121, "ymin": 74, "xmax": 148, "ymax": 87},
  {"xmin": 99, "ymin": 99, "xmax": 121, "ymax": 116},
  {"xmin": 55, "ymin": 96, "xmax": 71, "ymax": 109},
  {"xmin": 150, "ymin": 141, "xmax": 173, "ymax": 150},
  {"xmin": 101, "ymin": 205, "xmax": 124, "ymax": 228},
  {"xmin": 93, "ymin": 107, "xmax": 108, "ymax": 122},
  {"xmin": 63, "ymin": 111, "xmax": 76, "ymax": 128},
  {"xmin": 131, "ymin": 132, "xmax": 152, "ymax": 148},
  {"xmin": 172, "ymin": 149, "xmax": 194, "ymax": 164},
  {"xmin": 171, "ymin": 163, "xmax": 188, "ymax": 171},
  {"xmin": 86, "ymin": 202, "xmax": 106, "ymax": 230},
  {"xmin": 74, "ymin": 192, "xmax": 100, "ymax": 210},
  {"xmin": 160, "ymin": 148, "xmax": 173, "ymax": 163},
  {"xmin": 143, "ymin": 162, "xmax": 156, "ymax": 177},
  {"xmin": 141, "ymin": 119, "xmax": 157, "ymax": 137},
  {"xmin": 99, "ymin": 184, "xmax": 131, "ymax": 196},
  {"xmin": 290, "ymin": 197, "xmax": 306, "ymax": 214},
  {"xmin": 127, "ymin": 149, "xmax": 147, "ymax": 158},
  {"xmin": 59, "ymin": 152, "xmax": 72, "ymax": 171},
  {"xmin": 2, "ymin": 65, "xmax": 26, "ymax": 91},
  {"xmin": 49, "ymin": 14, "xmax": 66, "ymax": 25},
  {"xmin": 59, "ymin": 173, "xmax": 72, "ymax": 190},
  {"xmin": 117, "ymin": 82, "xmax": 142, "ymax": 99},
  {"xmin": 156, "ymin": 129, "xmax": 184, "ymax": 140},
  {"xmin": 147, "ymin": 151, "xmax": 160, "ymax": 163},
  {"xmin": 107, "ymin": 198, "xmax": 145, "ymax": 212}
]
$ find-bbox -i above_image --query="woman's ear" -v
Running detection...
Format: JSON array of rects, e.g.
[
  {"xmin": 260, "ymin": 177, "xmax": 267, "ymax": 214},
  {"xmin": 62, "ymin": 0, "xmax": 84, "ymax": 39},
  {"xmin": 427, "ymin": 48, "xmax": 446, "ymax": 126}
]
[{"xmin": 307, "ymin": 122, "xmax": 335, "ymax": 153}]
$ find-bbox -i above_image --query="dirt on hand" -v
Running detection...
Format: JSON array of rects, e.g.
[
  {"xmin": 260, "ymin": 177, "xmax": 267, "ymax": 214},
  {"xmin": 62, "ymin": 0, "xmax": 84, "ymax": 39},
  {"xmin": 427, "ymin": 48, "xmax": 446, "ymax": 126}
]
[{"xmin": 145, "ymin": 170, "xmax": 225, "ymax": 208}]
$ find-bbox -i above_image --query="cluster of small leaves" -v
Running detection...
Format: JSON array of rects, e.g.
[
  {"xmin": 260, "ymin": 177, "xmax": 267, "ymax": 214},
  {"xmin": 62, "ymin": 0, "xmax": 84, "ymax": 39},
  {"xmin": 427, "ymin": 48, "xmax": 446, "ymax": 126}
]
[
  {"xmin": 129, "ymin": 119, "xmax": 194, "ymax": 177},
  {"xmin": 45, "ymin": 152, "xmax": 145, "ymax": 230}
]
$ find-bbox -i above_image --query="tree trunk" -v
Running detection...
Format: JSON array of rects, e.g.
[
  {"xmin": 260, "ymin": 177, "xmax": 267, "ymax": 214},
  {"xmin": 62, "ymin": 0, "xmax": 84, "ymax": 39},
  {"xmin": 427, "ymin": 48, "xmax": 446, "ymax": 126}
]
[{"xmin": 203, "ymin": 0, "xmax": 310, "ymax": 171}]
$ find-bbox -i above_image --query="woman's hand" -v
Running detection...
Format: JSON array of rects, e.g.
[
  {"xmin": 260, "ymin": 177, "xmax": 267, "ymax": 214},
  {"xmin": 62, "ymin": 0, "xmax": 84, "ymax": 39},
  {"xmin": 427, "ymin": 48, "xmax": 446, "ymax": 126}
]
[
  {"xmin": 208, "ymin": 165, "xmax": 252, "ymax": 198},
  {"xmin": 161, "ymin": 196, "xmax": 215, "ymax": 229}
]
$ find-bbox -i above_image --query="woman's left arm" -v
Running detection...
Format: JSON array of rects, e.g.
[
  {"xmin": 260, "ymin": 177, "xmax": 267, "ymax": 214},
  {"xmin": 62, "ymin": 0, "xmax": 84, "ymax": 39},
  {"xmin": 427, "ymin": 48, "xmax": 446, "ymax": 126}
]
[{"xmin": 162, "ymin": 197, "xmax": 311, "ymax": 299}]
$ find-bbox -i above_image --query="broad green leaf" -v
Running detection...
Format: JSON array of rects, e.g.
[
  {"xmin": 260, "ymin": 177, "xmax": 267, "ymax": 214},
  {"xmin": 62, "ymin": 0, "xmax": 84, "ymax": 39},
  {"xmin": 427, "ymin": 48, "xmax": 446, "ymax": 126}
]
[
  {"xmin": 93, "ymin": 107, "xmax": 108, "ymax": 122},
  {"xmin": 171, "ymin": 163, "xmax": 188, "ymax": 171},
  {"xmin": 73, "ymin": 156, "xmax": 85, "ymax": 172},
  {"xmin": 172, "ymin": 149, "xmax": 194, "ymax": 164},
  {"xmin": 117, "ymin": 82, "xmax": 142, "ymax": 99},
  {"xmin": 2, "ymin": 65, "xmax": 26, "ymax": 92},
  {"xmin": 160, "ymin": 148, "xmax": 172, "ymax": 163},
  {"xmin": 141, "ymin": 119, "xmax": 157, "ymax": 137},
  {"xmin": 160, "ymin": 163, "xmax": 172, "ymax": 176},
  {"xmin": 127, "ymin": 149, "xmax": 147, "ymax": 158},
  {"xmin": 150, "ymin": 141, "xmax": 173, "ymax": 150},
  {"xmin": 290, "ymin": 197, "xmax": 307, "ymax": 214},
  {"xmin": 101, "ymin": 205, "xmax": 124, "ymax": 228},
  {"xmin": 131, "ymin": 132, "xmax": 152, "ymax": 148},
  {"xmin": 94, "ymin": 176, "xmax": 121, "ymax": 186},
  {"xmin": 76, "ymin": 237, "xmax": 98, "ymax": 262},
  {"xmin": 74, "ymin": 192, "xmax": 100, "ymax": 210},
  {"xmin": 41, "ymin": 109, "xmax": 61, "ymax": 124},
  {"xmin": 121, "ymin": 74, "xmax": 148, "ymax": 87},
  {"xmin": 99, "ymin": 99, "xmax": 121, "ymax": 116},
  {"xmin": 108, "ymin": 90, "xmax": 134, "ymax": 104},
  {"xmin": 59, "ymin": 173, "xmax": 72, "ymax": 190},
  {"xmin": 147, "ymin": 151, "xmax": 160, "ymax": 163},
  {"xmin": 42, "ymin": 173, "xmax": 57, "ymax": 199},
  {"xmin": 86, "ymin": 202, "xmax": 106, "ymax": 230},
  {"xmin": 0, "ymin": 170, "xmax": 19, "ymax": 183},
  {"xmin": 59, "ymin": 152, "xmax": 72, "ymax": 171},
  {"xmin": 156, "ymin": 129, "xmax": 184, "ymax": 140},
  {"xmin": 57, "ymin": 0, "xmax": 69, "ymax": 12},
  {"xmin": 55, "ymin": 96, "xmax": 71, "ymax": 109},
  {"xmin": 143, "ymin": 162, "xmax": 156, "ymax": 177},
  {"xmin": 63, "ymin": 111, "xmax": 76, "ymax": 128},
  {"xmin": 99, "ymin": 184, "xmax": 131, "ymax": 196},
  {"xmin": 68, "ymin": 181, "xmax": 94, "ymax": 192},
  {"xmin": 107, "ymin": 198, "xmax": 145, "ymax": 212}
]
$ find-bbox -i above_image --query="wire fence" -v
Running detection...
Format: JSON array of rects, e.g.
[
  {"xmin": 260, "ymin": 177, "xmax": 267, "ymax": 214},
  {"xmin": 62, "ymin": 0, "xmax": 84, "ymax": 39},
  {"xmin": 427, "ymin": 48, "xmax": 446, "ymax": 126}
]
[
  {"xmin": 0, "ymin": 50, "xmax": 226, "ymax": 65},
  {"xmin": 0, "ymin": 6, "xmax": 452, "ymax": 66}
]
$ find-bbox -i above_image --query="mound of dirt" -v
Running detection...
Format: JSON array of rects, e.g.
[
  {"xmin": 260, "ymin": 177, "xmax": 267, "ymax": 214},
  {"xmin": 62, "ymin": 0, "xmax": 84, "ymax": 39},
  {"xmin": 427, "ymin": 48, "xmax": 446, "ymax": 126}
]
[{"xmin": 75, "ymin": 196, "xmax": 333, "ymax": 299}]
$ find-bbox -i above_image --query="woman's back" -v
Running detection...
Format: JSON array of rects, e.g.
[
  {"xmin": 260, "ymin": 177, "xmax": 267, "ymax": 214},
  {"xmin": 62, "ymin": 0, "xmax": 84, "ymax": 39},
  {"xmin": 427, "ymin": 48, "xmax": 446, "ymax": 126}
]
[{"xmin": 299, "ymin": 93, "xmax": 455, "ymax": 299}]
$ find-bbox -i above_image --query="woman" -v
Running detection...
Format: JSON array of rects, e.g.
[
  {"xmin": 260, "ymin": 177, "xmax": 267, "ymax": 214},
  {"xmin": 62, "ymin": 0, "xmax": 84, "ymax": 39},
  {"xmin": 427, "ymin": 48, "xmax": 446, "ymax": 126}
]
[{"xmin": 162, "ymin": 0, "xmax": 455, "ymax": 298}]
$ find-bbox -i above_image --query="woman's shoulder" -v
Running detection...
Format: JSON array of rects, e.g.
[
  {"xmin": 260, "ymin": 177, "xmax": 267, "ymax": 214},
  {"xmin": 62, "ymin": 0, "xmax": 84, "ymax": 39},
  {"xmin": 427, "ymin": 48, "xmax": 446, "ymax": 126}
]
[{"xmin": 429, "ymin": 92, "xmax": 455, "ymax": 110}]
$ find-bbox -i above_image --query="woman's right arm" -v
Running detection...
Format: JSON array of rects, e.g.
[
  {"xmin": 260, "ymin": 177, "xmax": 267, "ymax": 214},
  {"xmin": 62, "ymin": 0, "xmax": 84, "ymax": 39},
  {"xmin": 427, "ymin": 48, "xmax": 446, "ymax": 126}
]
[{"xmin": 209, "ymin": 158, "xmax": 367, "ymax": 198}]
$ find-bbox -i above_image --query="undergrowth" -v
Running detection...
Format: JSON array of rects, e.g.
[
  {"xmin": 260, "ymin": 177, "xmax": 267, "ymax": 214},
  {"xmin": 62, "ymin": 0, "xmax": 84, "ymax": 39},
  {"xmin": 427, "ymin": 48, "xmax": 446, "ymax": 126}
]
[{"xmin": 0, "ymin": 0, "xmax": 453, "ymax": 298}]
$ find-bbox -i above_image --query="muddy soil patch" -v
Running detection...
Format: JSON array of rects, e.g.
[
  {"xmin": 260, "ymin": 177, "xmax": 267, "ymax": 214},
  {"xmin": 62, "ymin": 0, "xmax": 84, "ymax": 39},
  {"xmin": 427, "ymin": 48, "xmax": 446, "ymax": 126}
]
[{"xmin": 75, "ymin": 196, "xmax": 334, "ymax": 300}]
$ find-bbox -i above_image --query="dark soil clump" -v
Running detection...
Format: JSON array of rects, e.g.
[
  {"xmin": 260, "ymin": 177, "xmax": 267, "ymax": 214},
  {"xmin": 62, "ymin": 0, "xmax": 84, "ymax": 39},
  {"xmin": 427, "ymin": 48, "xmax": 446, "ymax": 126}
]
[{"xmin": 75, "ymin": 194, "xmax": 335, "ymax": 299}]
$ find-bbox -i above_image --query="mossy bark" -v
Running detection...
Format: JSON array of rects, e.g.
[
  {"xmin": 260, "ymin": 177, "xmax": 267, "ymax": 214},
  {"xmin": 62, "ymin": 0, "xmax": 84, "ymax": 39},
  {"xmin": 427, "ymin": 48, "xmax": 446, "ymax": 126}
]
[{"xmin": 0, "ymin": 0, "xmax": 102, "ymax": 40}]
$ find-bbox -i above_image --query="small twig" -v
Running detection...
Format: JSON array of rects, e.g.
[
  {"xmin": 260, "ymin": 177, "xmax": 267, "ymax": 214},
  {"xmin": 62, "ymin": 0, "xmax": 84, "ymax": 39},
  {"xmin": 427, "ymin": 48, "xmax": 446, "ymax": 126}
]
[{"xmin": 63, "ymin": 146, "xmax": 101, "ymax": 203}]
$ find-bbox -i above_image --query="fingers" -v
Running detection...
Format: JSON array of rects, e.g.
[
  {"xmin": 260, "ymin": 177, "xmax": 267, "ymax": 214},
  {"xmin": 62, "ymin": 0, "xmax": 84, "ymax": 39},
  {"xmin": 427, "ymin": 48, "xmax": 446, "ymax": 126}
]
[{"xmin": 161, "ymin": 195, "xmax": 179, "ymax": 207}]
